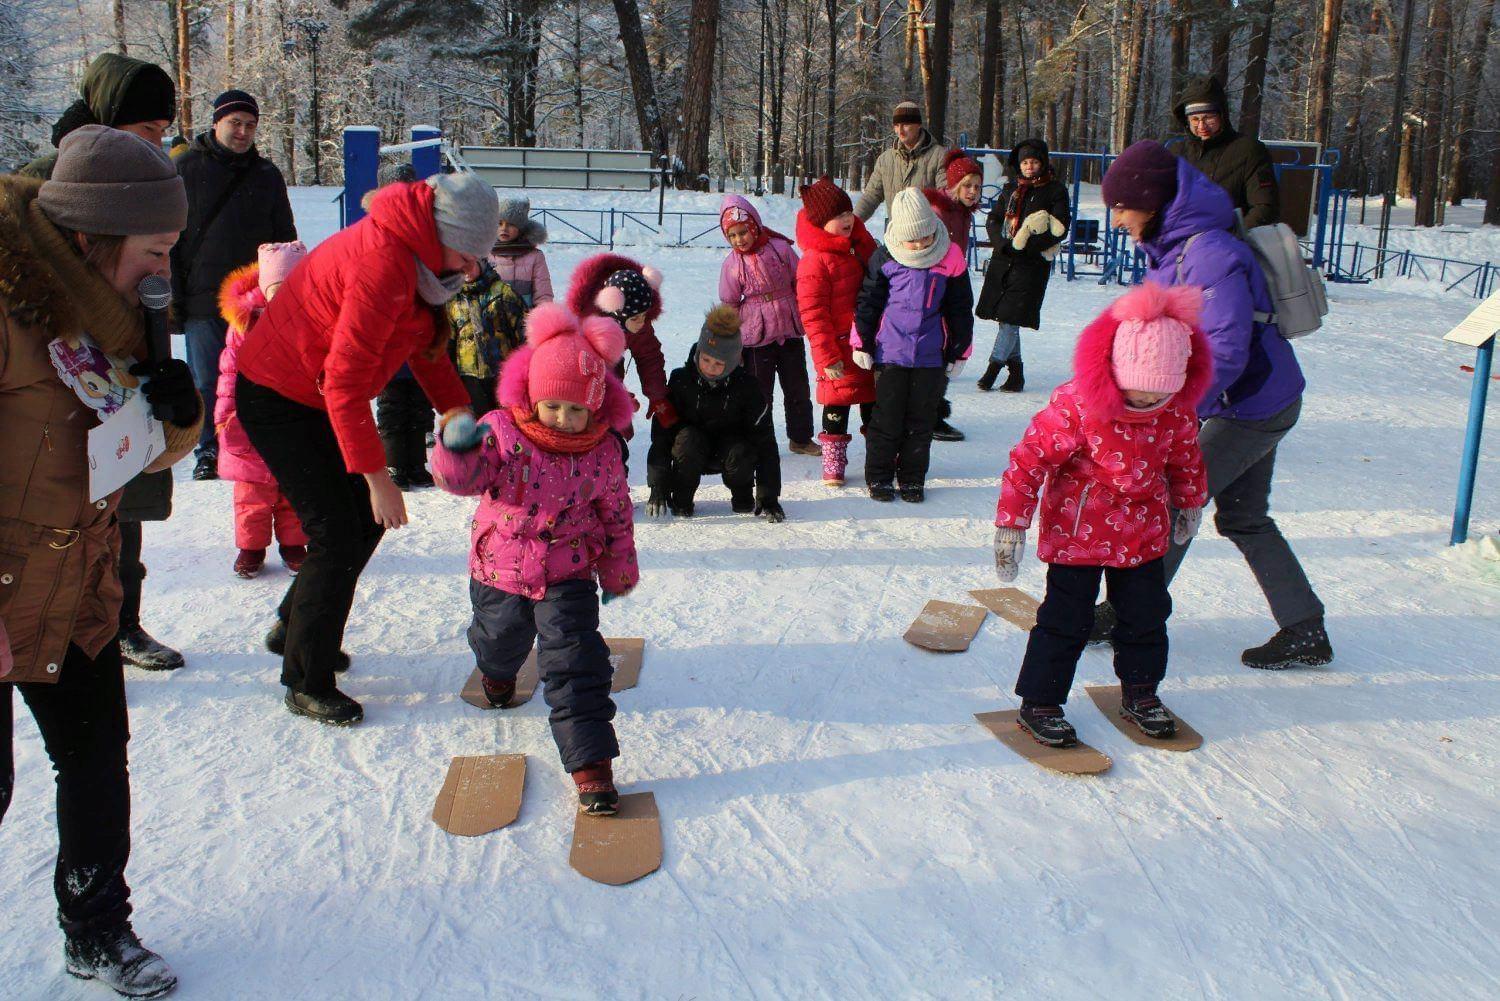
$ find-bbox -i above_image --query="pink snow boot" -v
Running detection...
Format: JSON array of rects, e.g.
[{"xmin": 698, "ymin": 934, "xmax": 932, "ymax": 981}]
[{"xmin": 819, "ymin": 432, "xmax": 851, "ymax": 486}]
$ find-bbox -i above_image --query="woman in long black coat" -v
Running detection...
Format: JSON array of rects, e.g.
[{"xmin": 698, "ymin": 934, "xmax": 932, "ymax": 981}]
[{"xmin": 974, "ymin": 138, "xmax": 1071, "ymax": 392}]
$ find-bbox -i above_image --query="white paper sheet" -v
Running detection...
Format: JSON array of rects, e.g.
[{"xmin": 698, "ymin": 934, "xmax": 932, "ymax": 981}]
[{"xmin": 88, "ymin": 391, "xmax": 167, "ymax": 502}]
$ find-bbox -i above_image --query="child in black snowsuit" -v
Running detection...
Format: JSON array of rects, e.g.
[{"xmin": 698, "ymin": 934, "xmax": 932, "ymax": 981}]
[
  {"xmin": 376, "ymin": 366, "xmax": 435, "ymax": 490},
  {"xmin": 645, "ymin": 306, "xmax": 786, "ymax": 522}
]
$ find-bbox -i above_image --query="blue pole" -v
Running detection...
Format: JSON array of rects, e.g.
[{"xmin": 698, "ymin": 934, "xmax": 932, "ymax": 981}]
[
  {"xmin": 342, "ymin": 126, "xmax": 380, "ymax": 228},
  {"xmin": 411, "ymin": 125, "xmax": 441, "ymax": 179},
  {"xmin": 1312, "ymin": 165, "xmax": 1331, "ymax": 270},
  {"xmin": 1451, "ymin": 336, "xmax": 1495, "ymax": 545},
  {"xmin": 1068, "ymin": 155, "xmax": 1082, "ymax": 281}
]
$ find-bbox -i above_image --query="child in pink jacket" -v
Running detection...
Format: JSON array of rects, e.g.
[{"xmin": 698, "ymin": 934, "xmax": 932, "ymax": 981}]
[
  {"xmin": 718, "ymin": 194, "xmax": 815, "ymax": 454},
  {"xmin": 991, "ymin": 283, "xmax": 1211, "ymax": 749},
  {"xmin": 432, "ymin": 302, "xmax": 638, "ymax": 816},
  {"xmin": 216, "ymin": 242, "xmax": 309, "ymax": 578},
  {"xmin": 488, "ymin": 195, "xmax": 553, "ymax": 307}
]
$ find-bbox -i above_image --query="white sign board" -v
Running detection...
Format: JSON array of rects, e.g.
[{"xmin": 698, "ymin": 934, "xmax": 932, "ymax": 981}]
[
  {"xmin": 88, "ymin": 392, "xmax": 166, "ymax": 502},
  {"xmin": 1444, "ymin": 289, "xmax": 1500, "ymax": 348}
]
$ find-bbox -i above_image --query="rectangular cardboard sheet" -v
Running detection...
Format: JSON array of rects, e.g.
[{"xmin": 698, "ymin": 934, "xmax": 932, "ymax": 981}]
[
  {"xmin": 974, "ymin": 710, "xmax": 1112, "ymax": 775},
  {"xmin": 606, "ymin": 638, "xmax": 645, "ymax": 692},
  {"xmin": 969, "ymin": 588, "xmax": 1040, "ymax": 631},
  {"xmin": 1084, "ymin": 686, "xmax": 1204, "ymax": 751},
  {"xmin": 904, "ymin": 601, "xmax": 988, "ymax": 652},
  {"xmin": 431, "ymin": 754, "xmax": 526, "ymax": 836},
  {"xmin": 460, "ymin": 655, "xmax": 540, "ymax": 710},
  {"xmin": 569, "ymin": 791, "xmax": 662, "ymax": 885}
]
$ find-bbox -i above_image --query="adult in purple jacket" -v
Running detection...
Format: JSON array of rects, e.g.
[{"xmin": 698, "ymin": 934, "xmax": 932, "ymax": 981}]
[{"xmin": 1093, "ymin": 141, "xmax": 1331, "ymax": 670}]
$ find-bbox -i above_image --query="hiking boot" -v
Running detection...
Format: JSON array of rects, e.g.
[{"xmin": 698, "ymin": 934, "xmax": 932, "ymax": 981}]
[
  {"xmin": 572, "ymin": 760, "xmax": 619, "ymax": 816},
  {"xmin": 1088, "ymin": 601, "xmax": 1117, "ymax": 646},
  {"xmin": 265, "ymin": 619, "xmax": 350, "ymax": 673},
  {"xmin": 65, "ymin": 923, "xmax": 177, "ymax": 999},
  {"xmin": 1120, "ymin": 685, "xmax": 1177, "ymax": 739},
  {"xmin": 481, "ymin": 674, "xmax": 517, "ymax": 708},
  {"xmin": 388, "ymin": 466, "xmax": 414, "ymax": 491},
  {"xmin": 191, "ymin": 452, "xmax": 217, "ymax": 481},
  {"xmin": 819, "ymin": 432, "xmax": 851, "ymax": 486},
  {"xmin": 1242, "ymin": 618, "xmax": 1334, "ymax": 670},
  {"xmin": 788, "ymin": 440, "xmax": 821, "ymax": 456},
  {"xmin": 931, "ymin": 419, "xmax": 965, "ymax": 442},
  {"xmin": 233, "ymin": 548, "xmax": 266, "ymax": 579},
  {"xmin": 279, "ymin": 544, "xmax": 307, "ymax": 574},
  {"xmin": 976, "ymin": 359, "xmax": 1003, "ymax": 392},
  {"xmin": 999, "ymin": 360, "xmax": 1025, "ymax": 393},
  {"xmin": 119, "ymin": 627, "xmax": 185, "ymax": 671},
  {"xmin": 284, "ymin": 687, "xmax": 363, "ymax": 726},
  {"xmin": 1017, "ymin": 702, "xmax": 1078, "ymax": 748},
  {"xmin": 868, "ymin": 481, "xmax": 896, "ymax": 502},
  {"xmin": 899, "ymin": 483, "xmax": 925, "ymax": 503}
]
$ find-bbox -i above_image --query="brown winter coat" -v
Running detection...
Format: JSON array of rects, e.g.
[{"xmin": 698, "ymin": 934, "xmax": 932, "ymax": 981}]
[
  {"xmin": 0, "ymin": 176, "xmax": 200, "ymax": 684},
  {"xmin": 854, "ymin": 129, "xmax": 951, "ymax": 221}
]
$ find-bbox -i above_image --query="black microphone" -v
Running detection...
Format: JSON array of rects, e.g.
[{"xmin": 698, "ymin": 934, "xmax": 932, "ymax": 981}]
[{"xmin": 136, "ymin": 275, "xmax": 173, "ymax": 366}]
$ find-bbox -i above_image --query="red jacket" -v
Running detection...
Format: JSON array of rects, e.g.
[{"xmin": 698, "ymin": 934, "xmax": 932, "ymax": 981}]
[
  {"xmin": 924, "ymin": 188, "xmax": 974, "ymax": 254},
  {"xmin": 237, "ymin": 181, "xmax": 469, "ymax": 474},
  {"xmin": 994, "ymin": 292, "xmax": 1213, "ymax": 568},
  {"xmin": 795, "ymin": 210, "xmax": 878, "ymax": 407},
  {"xmin": 566, "ymin": 252, "xmax": 667, "ymax": 407}
]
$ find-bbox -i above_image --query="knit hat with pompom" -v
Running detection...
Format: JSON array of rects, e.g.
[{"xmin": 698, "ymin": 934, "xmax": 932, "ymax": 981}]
[
  {"xmin": 596, "ymin": 266, "xmax": 663, "ymax": 322},
  {"xmin": 517, "ymin": 303, "xmax": 626, "ymax": 413},
  {"xmin": 1109, "ymin": 283, "xmax": 1202, "ymax": 395}
]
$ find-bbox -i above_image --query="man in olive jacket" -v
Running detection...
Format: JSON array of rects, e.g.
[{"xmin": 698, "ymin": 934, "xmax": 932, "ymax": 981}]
[
  {"xmin": 1169, "ymin": 75, "xmax": 1280, "ymax": 229},
  {"xmin": 854, "ymin": 101, "xmax": 951, "ymax": 222},
  {"xmin": 172, "ymin": 89, "xmax": 297, "ymax": 481}
]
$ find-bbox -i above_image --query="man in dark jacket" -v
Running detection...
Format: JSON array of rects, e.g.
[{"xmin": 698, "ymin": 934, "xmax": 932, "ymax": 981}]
[
  {"xmin": 1168, "ymin": 75, "xmax": 1279, "ymax": 229},
  {"xmin": 645, "ymin": 307, "xmax": 785, "ymax": 522},
  {"xmin": 173, "ymin": 89, "xmax": 297, "ymax": 480},
  {"xmin": 15, "ymin": 54, "xmax": 186, "ymax": 671}
]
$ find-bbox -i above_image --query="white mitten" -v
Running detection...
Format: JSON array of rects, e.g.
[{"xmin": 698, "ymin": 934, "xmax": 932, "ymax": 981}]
[
  {"xmin": 946, "ymin": 359, "xmax": 966, "ymax": 378},
  {"xmin": 1172, "ymin": 507, "xmax": 1204, "ymax": 545},
  {"xmin": 852, "ymin": 350, "xmax": 875, "ymax": 371},
  {"xmin": 824, "ymin": 362, "xmax": 845, "ymax": 381},
  {"xmin": 993, "ymin": 526, "xmax": 1027, "ymax": 583}
]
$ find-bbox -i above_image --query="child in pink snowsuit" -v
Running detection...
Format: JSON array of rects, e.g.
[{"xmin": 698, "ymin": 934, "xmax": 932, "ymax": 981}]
[
  {"xmin": 216, "ymin": 242, "xmax": 309, "ymax": 578},
  {"xmin": 432, "ymin": 302, "xmax": 638, "ymax": 816},
  {"xmin": 991, "ymin": 283, "xmax": 1211, "ymax": 749}
]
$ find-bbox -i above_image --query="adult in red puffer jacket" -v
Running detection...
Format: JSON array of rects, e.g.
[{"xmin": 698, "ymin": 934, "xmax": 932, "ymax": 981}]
[
  {"xmin": 235, "ymin": 175, "xmax": 496, "ymax": 725},
  {"xmin": 794, "ymin": 177, "xmax": 877, "ymax": 486}
]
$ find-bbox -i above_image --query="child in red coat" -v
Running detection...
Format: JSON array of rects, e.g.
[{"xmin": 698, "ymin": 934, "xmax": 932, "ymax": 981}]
[
  {"xmin": 566, "ymin": 253, "xmax": 667, "ymax": 442},
  {"xmin": 991, "ymin": 283, "xmax": 1211, "ymax": 747}
]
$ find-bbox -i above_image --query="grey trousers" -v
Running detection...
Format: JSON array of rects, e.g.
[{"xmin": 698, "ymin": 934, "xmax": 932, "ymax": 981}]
[{"xmin": 1164, "ymin": 397, "xmax": 1324, "ymax": 629}]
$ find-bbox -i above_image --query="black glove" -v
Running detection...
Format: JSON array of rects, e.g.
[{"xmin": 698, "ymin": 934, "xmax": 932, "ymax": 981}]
[
  {"xmin": 129, "ymin": 359, "xmax": 200, "ymax": 428},
  {"xmin": 754, "ymin": 498, "xmax": 786, "ymax": 524}
]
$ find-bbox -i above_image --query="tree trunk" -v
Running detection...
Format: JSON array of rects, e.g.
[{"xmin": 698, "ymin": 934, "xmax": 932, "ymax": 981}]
[
  {"xmin": 1397, "ymin": 123, "xmax": 1414, "ymax": 199},
  {"xmin": 114, "ymin": 0, "xmax": 127, "ymax": 53},
  {"xmin": 926, "ymin": 0, "xmax": 952, "ymax": 142},
  {"xmin": 914, "ymin": 0, "xmax": 934, "ymax": 108},
  {"xmin": 1113, "ymin": 0, "xmax": 1147, "ymax": 150},
  {"xmin": 677, "ymin": 0, "xmax": 718, "ymax": 189},
  {"xmin": 226, "ymin": 2, "xmax": 236, "ymax": 86},
  {"xmin": 176, "ymin": 0, "xmax": 193, "ymax": 136},
  {"xmin": 977, "ymin": 0, "xmax": 999, "ymax": 146},
  {"xmin": 991, "ymin": 2, "xmax": 1006, "ymax": 145},
  {"xmin": 1448, "ymin": 0, "xmax": 1496, "ymax": 204},
  {"xmin": 1240, "ymin": 0, "xmax": 1275, "ymax": 138},
  {"xmin": 1209, "ymin": 0, "xmax": 1232, "ymax": 84},
  {"xmin": 1414, "ymin": 0, "xmax": 1450, "ymax": 226},
  {"xmin": 611, "ymin": 0, "xmax": 666, "ymax": 152},
  {"xmin": 770, "ymin": 0, "xmax": 789, "ymax": 192},
  {"xmin": 1015, "ymin": 11, "xmax": 1032, "ymax": 138},
  {"xmin": 1485, "ymin": 141, "xmax": 1500, "ymax": 224},
  {"xmin": 1169, "ymin": 0, "xmax": 1190, "ymax": 98},
  {"xmin": 825, "ymin": 0, "xmax": 839, "ymax": 177},
  {"xmin": 1339, "ymin": 6, "xmax": 1377, "ymax": 189},
  {"xmin": 1308, "ymin": 0, "xmax": 1345, "ymax": 149}
]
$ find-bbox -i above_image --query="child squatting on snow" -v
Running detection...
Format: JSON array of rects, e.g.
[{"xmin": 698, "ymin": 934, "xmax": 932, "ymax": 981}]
[
  {"xmin": 992, "ymin": 283, "xmax": 1211, "ymax": 748},
  {"xmin": 215, "ymin": 241, "xmax": 310, "ymax": 579},
  {"xmin": 852, "ymin": 187, "xmax": 974, "ymax": 503},
  {"xmin": 432, "ymin": 303, "xmax": 639, "ymax": 816}
]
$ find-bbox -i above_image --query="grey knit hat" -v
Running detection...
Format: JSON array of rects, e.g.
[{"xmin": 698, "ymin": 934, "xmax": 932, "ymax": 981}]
[
  {"xmin": 882, "ymin": 188, "xmax": 950, "ymax": 269},
  {"xmin": 37, "ymin": 125, "xmax": 187, "ymax": 235},
  {"xmin": 495, "ymin": 195, "xmax": 531, "ymax": 229},
  {"xmin": 426, "ymin": 172, "xmax": 500, "ymax": 258},
  {"xmin": 696, "ymin": 305, "xmax": 743, "ymax": 381}
]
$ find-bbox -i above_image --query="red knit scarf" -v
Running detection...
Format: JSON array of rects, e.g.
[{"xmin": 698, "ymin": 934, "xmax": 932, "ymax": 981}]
[
  {"xmin": 511, "ymin": 406, "xmax": 611, "ymax": 454},
  {"xmin": 1004, "ymin": 169, "xmax": 1055, "ymax": 238}
]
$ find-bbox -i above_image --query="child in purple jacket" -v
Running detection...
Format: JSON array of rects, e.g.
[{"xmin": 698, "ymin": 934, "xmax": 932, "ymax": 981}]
[
  {"xmin": 852, "ymin": 188, "xmax": 973, "ymax": 502},
  {"xmin": 718, "ymin": 195, "xmax": 816, "ymax": 455},
  {"xmin": 432, "ymin": 302, "xmax": 639, "ymax": 816}
]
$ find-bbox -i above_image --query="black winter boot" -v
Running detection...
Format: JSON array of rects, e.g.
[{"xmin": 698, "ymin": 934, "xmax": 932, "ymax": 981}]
[
  {"xmin": 191, "ymin": 451, "xmax": 218, "ymax": 481},
  {"xmin": 265, "ymin": 619, "xmax": 350, "ymax": 673},
  {"xmin": 999, "ymin": 360, "xmax": 1025, "ymax": 393},
  {"xmin": 976, "ymin": 359, "xmax": 1003, "ymax": 392},
  {"xmin": 388, "ymin": 466, "xmax": 414, "ymax": 491},
  {"xmin": 1017, "ymin": 702, "xmax": 1078, "ymax": 748},
  {"xmin": 931, "ymin": 418, "xmax": 966, "ymax": 442},
  {"xmin": 1241, "ymin": 618, "xmax": 1334, "ymax": 670},
  {"xmin": 284, "ymin": 687, "xmax": 363, "ymax": 726},
  {"xmin": 65, "ymin": 923, "xmax": 178, "ymax": 999},
  {"xmin": 1120, "ymin": 685, "xmax": 1177, "ymax": 739},
  {"xmin": 868, "ymin": 481, "xmax": 897, "ymax": 503},
  {"xmin": 730, "ymin": 487, "xmax": 755, "ymax": 514},
  {"xmin": 899, "ymin": 483, "xmax": 925, "ymax": 503},
  {"xmin": 119, "ymin": 627, "xmax": 185, "ymax": 671}
]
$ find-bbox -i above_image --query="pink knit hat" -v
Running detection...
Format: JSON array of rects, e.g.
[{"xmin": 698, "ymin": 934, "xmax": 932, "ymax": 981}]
[
  {"xmin": 520, "ymin": 303, "xmax": 626, "ymax": 412},
  {"xmin": 1108, "ymin": 283, "xmax": 1202, "ymax": 395},
  {"xmin": 257, "ymin": 241, "xmax": 307, "ymax": 293}
]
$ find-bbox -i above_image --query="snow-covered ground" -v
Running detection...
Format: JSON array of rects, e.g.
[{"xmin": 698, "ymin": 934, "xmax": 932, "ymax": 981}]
[{"xmin": 3, "ymin": 189, "xmax": 1498, "ymax": 1001}]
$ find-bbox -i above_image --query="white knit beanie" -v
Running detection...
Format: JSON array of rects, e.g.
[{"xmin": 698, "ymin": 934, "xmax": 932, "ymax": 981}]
[{"xmin": 883, "ymin": 188, "xmax": 949, "ymax": 268}]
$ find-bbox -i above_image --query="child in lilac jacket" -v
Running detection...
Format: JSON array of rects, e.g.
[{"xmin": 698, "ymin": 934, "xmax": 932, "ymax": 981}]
[
  {"xmin": 432, "ymin": 302, "xmax": 638, "ymax": 815},
  {"xmin": 718, "ymin": 194, "xmax": 814, "ymax": 452},
  {"xmin": 488, "ymin": 195, "xmax": 553, "ymax": 307}
]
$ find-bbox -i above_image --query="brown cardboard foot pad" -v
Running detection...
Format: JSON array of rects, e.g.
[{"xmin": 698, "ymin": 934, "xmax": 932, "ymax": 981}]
[
  {"xmin": 904, "ymin": 601, "xmax": 988, "ymax": 652},
  {"xmin": 432, "ymin": 754, "xmax": 526, "ymax": 836},
  {"xmin": 969, "ymin": 588, "xmax": 1040, "ymax": 631},
  {"xmin": 974, "ymin": 710, "xmax": 1112, "ymax": 775},
  {"xmin": 1085, "ymin": 686, "xmax": 1204, "ymax": 751},
  {"xmin": 569, "ymin": 791, "xmax": 662, "ymax": 885},
  {"xmin": 606, "ymin": 638, "xmax": 646, "ymax": 692},
  {"xmin": 460, "ymin": 655, "xmax": 540, "ymax": 710}
]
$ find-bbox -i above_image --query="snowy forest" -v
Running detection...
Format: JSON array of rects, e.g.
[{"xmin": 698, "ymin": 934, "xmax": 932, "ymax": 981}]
[{"xmin": 3, "ymin": 0, "xmax": 1498, "ymax": 226}]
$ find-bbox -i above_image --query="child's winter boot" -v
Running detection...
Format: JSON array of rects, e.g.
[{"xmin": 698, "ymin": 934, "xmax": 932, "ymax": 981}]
[
  {"xmin": 481, "ymin": 674, "xmax": 517, "ymax": 708},
  {"xmin": 731, "ymin": 487, "xmax": 755, "ymax": 514},
  {"xmin": 234, "ymin": 548, "xmax": 266, "ymax": 579},
  {"xmin": 899, "ymin": 482, "xmax": 925, "ymax": 503},
  {"xmin": 572, "ymin": 760, "xmax": 619, "ymax": 816},
  {"xmin": 279, "ymin": 544, "xmax": 307, "ymax": 574},
  {"xmin": 819, "ymin": 432, "xmax": 850, "ymax": 486},
  {"xmin": 1017, "ymin": 701, "xmax": 1078, "ymax": 747},
  {"xmin": 868, "ymin": 481, "xmax": 896, "ymax": 503},
  {"xmin": 1119, "ymin": 684, "xmax": 1176, "ymax": 739}
]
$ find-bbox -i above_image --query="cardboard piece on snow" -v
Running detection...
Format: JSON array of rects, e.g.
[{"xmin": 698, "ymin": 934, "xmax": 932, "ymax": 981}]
[
  {"xmin": 606, "ymin": 637, "xmax": 646, "ymax": 692},
  {"xmin": 432, "ymin": 754, "xmax": 526, "ymax": 836},
  {"xmin": 974, "ymin": 710, "xmax": 1112, "ymax": 775},
  {"xmin": 569, "ymin": 791, "xmax": 662, "ymax": 885},
  {"xmin": 1084, "ymin": 686, "xmax": 1204, "ymax": 752},
  {"xmin": 459, "ymin": 654, "xmax": 540, "ymax": 710},
  {"xmin": 904, "ymin": 601, "xmax": 988, "ymax": 652},
  {"xmin": 969, "ymin": 588, "xmax": 1040, "ymax": 631}
]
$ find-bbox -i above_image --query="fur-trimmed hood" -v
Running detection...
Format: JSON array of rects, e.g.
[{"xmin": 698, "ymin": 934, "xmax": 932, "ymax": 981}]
[
  {"xmin": 1070, "ymin": 282, "xmax": 1214, "ymax": 424},
  {"xmin": 218, "ymin": 261, "xmax": 266, "ymax": 333},
  {"xmin": 0, "ymin": 174, "xmax": 144, "ymax": 358},
  {"xmin": 566, "ymin": 252, "xmax": 663, "ymax": 322}
]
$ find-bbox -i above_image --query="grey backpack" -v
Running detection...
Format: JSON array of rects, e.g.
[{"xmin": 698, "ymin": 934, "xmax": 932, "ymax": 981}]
[{"xmin": 1176, "ymin": 222, "xmax": 1328, "ymax": 339}]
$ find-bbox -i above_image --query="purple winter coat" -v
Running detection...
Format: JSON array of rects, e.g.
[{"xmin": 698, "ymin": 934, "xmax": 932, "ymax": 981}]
[
  {"xmin": 852, "ymin": 242, "xmax": 974, "ymax": 369},
  {"xmin": 431, "ymin": 410, "xmax": 639, "ymax": 601},
  {"xmin": 718, "ymin": 196, "xmax": 804, "ymax": 347},
  {"xmin": 1139, "ymin": 157, "xmax": 1305, "ymax": 420}
]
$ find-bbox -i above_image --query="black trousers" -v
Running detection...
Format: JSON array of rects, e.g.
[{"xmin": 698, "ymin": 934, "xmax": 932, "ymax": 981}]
[
  {"xmin": 865, "ymin": 366, "xmax": 946, "ymax": 487},
  {"xmin": 821, "ymin": 402, "xmax": 872, "ymax": 436},
  {"xmin": 117, "ymin": 521, "xmax": 144, "ymax": 632},
  {"xmin": 460, "ymin": 374, "xmax": 498, "ymax": 418},
  {"xmin": 1015, "ymin": 559, "xmax": 1172, "ymax": 706},
  {"xmin": 236, "ymin": 375, "xmax": 385, "ymax": 695},
  {"xmin": 376, "ymin": 377, "xmax": 434, "ymax": 472},
  {"xmin": 664, "ymin": 426, "xmax": 755, "ymax": 504},
  {"xmin": 743, "ymin": 339, "xmax": 814, "ymax": 445},
  {"xmin": 468, "ymin": 579, "xmax": 618, "ymax": 771},
  {"xmin": 2, "ymin": 641, "xmax": 133, "ymax": 937}
]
